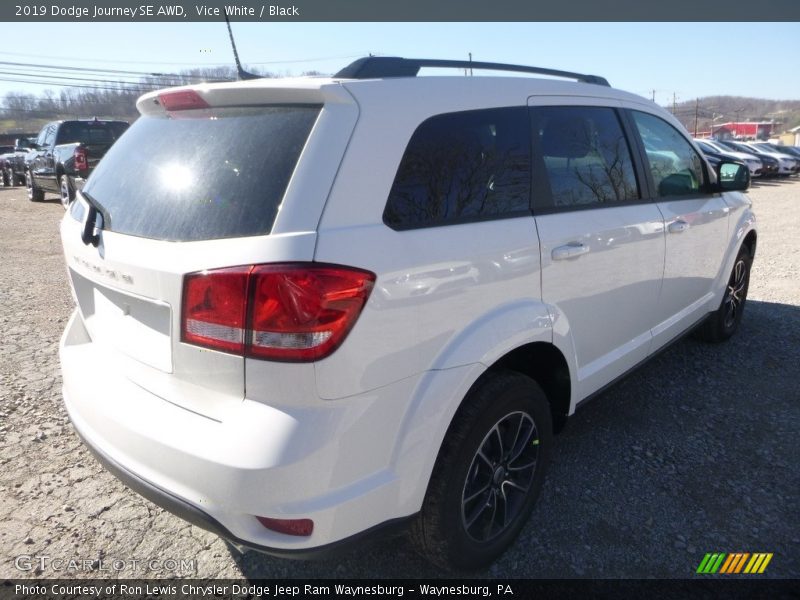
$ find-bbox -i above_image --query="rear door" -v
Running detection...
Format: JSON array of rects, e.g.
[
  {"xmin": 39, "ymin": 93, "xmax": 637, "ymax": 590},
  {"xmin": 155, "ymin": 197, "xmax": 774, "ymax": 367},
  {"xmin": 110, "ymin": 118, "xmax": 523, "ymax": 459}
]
[
  {"xmin": 60, "ymin": 103, "xmax": 323, "ymax": 420},
  {"xmin": 529, "ymin": 100, "xmax": 665, "ymax": 401},
  {"xmin": 625, "ymin": 109, "xmax": 730, "ymax": 350}
]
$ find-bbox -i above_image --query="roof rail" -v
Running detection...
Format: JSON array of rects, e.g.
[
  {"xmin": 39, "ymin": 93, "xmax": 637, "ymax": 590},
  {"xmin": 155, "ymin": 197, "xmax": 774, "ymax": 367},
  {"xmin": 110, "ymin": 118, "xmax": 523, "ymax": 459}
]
[{"xmin": 334, "ymin": 57, "xmax": 610, "ymax": 87}]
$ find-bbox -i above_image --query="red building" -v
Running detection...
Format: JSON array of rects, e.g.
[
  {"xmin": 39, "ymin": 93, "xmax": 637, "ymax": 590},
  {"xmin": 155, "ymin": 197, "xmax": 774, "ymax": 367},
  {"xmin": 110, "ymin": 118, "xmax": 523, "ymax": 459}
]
[{"xmin": 712, "ymin": 122, "xmax": 775, "ymax": 141}]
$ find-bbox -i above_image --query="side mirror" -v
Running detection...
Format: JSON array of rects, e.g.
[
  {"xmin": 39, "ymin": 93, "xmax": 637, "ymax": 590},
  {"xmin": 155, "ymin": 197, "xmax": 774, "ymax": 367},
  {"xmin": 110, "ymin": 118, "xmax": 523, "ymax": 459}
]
[{"xmin": 717, "ymin": 161, "xmax": 750, "ymax": 192}]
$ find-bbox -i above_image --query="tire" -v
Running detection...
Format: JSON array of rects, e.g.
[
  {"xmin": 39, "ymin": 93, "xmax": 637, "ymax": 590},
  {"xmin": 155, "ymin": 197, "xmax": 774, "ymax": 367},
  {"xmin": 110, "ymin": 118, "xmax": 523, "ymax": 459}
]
[
  {"xmin": 26, "ymin": 171, "xmax": 44, "ymax": 203},
  {"xmin": 695, "ymin": 246, "xmax": 752, "ymax": 343},
  {"xmin": 1, "ymin": 168, "xmax": 9, "ymax": 187},
  {"xmin": 59, "ymin": 175, "xmax": 75, "ymax": 209},
  {"xmin": 410, "ymin": 369, "xmax": 552, "ymax": 570}
]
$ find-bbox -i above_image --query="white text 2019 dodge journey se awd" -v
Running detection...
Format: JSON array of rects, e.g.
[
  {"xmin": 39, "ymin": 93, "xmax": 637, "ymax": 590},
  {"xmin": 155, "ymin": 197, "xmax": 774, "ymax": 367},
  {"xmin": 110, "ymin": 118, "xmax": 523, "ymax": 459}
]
[{"xmin": 60, "ymin": 57, "xmax": 756, "ymax": 570}]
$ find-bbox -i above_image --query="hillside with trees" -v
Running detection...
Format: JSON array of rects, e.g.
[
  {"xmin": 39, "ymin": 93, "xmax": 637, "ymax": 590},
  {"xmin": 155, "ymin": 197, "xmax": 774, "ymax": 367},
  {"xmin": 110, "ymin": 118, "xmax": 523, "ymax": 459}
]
[{"xmin": 668, "ymin": 96, "xmax": 800, "ymax": 137}]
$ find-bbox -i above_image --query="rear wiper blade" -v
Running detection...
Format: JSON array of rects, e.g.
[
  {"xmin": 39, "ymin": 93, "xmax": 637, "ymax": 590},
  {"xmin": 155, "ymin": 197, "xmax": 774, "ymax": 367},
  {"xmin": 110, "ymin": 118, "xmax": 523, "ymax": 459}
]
[{"xmin": 77, "ymin": 190, "xmax": 106, "ymax": 247}]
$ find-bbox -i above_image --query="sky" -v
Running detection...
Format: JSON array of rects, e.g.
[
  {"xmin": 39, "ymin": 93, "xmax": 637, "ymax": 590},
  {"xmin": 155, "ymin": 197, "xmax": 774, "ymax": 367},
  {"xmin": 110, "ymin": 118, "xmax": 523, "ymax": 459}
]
[{"xmin": 1, "ymin": 22, "xmax": 799, "ymax": 108}]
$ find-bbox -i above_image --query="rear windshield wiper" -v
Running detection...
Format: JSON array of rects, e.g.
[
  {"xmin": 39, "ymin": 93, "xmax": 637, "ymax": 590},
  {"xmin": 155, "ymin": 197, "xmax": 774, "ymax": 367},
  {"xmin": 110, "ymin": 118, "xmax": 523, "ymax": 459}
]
[{"xmin": 77, "ymin": 190, "xmax": 108, "ymax": 247}]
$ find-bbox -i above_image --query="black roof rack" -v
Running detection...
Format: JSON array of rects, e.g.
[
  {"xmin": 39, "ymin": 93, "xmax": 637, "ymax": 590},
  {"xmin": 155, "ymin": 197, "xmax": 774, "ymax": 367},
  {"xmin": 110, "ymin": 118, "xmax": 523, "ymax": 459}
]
[{"xmin": 334, "ymin": 57, "xmax": 610, "ymax": 87}]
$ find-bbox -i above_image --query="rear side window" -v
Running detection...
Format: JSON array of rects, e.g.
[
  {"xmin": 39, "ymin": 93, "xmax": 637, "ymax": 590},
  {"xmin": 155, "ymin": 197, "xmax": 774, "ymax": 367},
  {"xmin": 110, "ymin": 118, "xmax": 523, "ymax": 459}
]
[
  {"xmin": 383, "ymin": 107, "xmax": 530, "ymax": 230},
  {"xmin": 530, "ymin": 106, "xmax": 639, "ymax": 211},
  {"xmin": 81, "ymin": 106, "xmax": 319, "ymax": 242}
]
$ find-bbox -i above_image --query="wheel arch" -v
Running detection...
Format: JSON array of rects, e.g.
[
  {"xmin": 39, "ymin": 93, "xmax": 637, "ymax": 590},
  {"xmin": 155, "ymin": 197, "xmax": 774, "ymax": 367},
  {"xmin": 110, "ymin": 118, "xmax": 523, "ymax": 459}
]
[
  {"xmin": 741, "ymin": 229, "xmax": 757, "ymax": 259},
  {"xmin": 427, "ymin": 299, "xmax": 576, "ymax": 431},
  {"xmin": 391, "ymin": 338, "xmax": 573, "ymax": 518},
  {"xmin": 488, "ymin": 342, "xmax": 572, "ymax": 433},
  {"xmin": 711, "ymin": 205, "xmax": 757, "ymax": 302}
]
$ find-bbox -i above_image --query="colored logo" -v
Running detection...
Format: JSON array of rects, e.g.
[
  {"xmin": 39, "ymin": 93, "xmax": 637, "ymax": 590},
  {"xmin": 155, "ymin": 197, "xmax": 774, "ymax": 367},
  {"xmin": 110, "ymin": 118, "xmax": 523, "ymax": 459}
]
[{"xmin": 696, "ymin": 553, "xmax": 773, "ymax": 574}]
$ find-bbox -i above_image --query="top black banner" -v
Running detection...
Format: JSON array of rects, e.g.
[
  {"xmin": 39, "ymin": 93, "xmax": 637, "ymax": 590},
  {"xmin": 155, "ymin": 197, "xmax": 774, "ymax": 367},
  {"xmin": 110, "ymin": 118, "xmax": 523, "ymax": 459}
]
[{"xmin": 3, "ymin": 0, "xmax": 800, "ymax": 21}]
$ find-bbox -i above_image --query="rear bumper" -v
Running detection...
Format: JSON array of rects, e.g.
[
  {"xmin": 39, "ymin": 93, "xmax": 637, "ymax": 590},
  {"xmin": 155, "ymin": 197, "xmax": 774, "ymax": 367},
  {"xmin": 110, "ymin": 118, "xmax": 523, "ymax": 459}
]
[
  {"xmin": 60, "ymin": 309, "xmax": 421, "ymax": 553},
  {"xmin": 78, "ymin": 427, "xmax": 413, "ymax": 559}
]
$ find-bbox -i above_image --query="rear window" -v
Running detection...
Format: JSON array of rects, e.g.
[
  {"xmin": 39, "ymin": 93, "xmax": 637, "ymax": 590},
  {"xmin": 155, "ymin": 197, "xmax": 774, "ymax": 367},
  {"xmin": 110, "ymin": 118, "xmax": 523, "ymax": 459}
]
[
  {"xmin": 79, "ymin": 106, "xmax": 320, "ymax": 242},
  {"xmin": 56, "ymin": 121, "xmax": 129, "ymax": 145}
]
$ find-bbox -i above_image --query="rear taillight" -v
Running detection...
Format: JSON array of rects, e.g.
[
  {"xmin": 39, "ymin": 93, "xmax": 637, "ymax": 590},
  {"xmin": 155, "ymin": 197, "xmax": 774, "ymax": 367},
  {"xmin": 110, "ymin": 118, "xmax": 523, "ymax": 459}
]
[
  {"xmin": 74, "ymin": 147, "xmax": 88, "ymax": 173},
  {"xmin": 181, "ymin": 263, "xmax": 375, "ymax": 362},
  {"xmin": 182, "ymin": 266, "xmax": 251, "ymax": 354}
]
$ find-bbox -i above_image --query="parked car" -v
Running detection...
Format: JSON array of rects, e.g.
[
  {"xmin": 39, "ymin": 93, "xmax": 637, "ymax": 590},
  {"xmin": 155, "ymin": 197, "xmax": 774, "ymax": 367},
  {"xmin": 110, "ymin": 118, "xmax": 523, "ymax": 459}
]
[
  {"xmin": 0, "ymin": 146, "xmax": 14, "ymax": 185},
  {"xmin": 715, "ymin": 140, "xmax": 781, "ymax": 177},
  {"xmin": 752, "ymin": 142, "xmax": 800, "ymax": 162},
  {"xmin": 26, "ymin": 119, "xmax": 129, "ymax": 207},
  {"xmin": 742, "ymin": 142, "xmax": 799, "ymax": 175},
  {"xmin": 718, "ymin": 140, "xmax": 797, "ymax": 176},
  {"xmin": 694, "ymin": 139, "xmax": 762, "ymax": 177},
  {"xmin": 0, "ymin": 137, "xmax": 36, "ymax": 187},
  {"xmin": 59, "ymin": 56, "xmax": 755, "ymax": 570},
  {"xmin": 757, "ymin": 154, "xmax": 781, "ymax": 177}
]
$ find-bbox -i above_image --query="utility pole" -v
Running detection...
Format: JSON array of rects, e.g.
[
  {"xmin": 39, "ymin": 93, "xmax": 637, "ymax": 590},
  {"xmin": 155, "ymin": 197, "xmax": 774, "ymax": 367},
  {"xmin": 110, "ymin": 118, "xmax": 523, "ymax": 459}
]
[
  {"xmin": 694, "ymin": 99, "xmax": 699, "ymax": 137},
  {"xmin": 672, "ymin": 92, "xmax": 678, "ymax": 115},
  {"xmin": 651, "ymin": 89, "xmax": 656, "ymax": 102}
]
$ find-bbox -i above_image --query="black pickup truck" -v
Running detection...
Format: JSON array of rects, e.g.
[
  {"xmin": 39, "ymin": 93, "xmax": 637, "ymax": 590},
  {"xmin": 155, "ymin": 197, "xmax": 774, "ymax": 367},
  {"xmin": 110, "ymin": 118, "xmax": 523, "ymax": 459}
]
[{"xmin": 26, "ymin": 119, "xmax": 129, "ymax": 207}]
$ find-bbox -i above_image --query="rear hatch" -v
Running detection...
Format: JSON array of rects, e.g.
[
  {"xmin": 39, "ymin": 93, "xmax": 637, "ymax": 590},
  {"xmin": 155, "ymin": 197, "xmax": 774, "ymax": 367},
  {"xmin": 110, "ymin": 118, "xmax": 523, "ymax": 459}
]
[{"xmin": 61, "ymin": 82, "xmax": 355, "ymax": 420}]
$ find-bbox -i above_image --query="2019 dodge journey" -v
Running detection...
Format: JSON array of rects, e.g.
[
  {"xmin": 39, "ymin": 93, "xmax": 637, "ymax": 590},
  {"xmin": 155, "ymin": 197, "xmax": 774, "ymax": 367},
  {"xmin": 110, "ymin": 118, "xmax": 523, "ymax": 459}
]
[{"xmin": 60, "ymin": 57, "xmax": 755, "ymax": 569}]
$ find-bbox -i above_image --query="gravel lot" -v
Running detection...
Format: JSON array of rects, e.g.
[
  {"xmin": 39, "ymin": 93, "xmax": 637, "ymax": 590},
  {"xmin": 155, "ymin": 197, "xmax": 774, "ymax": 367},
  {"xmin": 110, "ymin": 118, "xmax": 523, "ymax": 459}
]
[{"xmin": 1, "ymin": 179, "xmax": 798, "ymax": 580}]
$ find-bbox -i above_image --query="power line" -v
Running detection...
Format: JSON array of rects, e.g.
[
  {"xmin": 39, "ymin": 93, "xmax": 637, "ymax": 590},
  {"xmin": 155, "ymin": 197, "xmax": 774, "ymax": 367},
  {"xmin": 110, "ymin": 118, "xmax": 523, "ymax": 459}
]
[
  {"xmin": 0, "ymin": 59, "xmax": 177, "ymax": 78},
  {"xmin": 0, "ymin": 49, "xmax": 226, "ymax": 66},
  {"xmin": 0, "ymin": 60, "xmax": 234, "ymax": 82},
  {"xmin": 0, "ymin": 50, "xmax": 364, "ymax": 68},
  {"xmin": 0, "ymin": 70, "xmax": 178, "ymax": 87},
  {"xmin": 0, "ymin": 96, "xmax": 139, "ymax": 109},
  {"xmin": 0, "ymin": 76, "xmax": 159, "ymax": 93},
  {"xmin": 0, "ymin": 64, "xmax": 234, "ymax": 94}
]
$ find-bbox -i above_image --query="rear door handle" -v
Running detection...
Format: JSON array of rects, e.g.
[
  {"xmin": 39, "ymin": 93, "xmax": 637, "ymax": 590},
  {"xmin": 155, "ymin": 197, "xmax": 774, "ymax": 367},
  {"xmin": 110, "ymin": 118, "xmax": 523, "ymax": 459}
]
[
  {"xmin": 552, "ymin": 242, "xmax": 590, "ymax": 261},
  {"xmin": 668, "ymin": 219, "xmax": 690, "ymax": 234}
]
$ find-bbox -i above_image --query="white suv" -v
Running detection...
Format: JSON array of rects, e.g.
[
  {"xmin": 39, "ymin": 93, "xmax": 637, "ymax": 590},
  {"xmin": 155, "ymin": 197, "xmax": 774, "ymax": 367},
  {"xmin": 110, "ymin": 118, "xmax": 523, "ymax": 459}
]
[{"xmin": 59, "ymin": 57, "xmax": 756, "ymax": 570}]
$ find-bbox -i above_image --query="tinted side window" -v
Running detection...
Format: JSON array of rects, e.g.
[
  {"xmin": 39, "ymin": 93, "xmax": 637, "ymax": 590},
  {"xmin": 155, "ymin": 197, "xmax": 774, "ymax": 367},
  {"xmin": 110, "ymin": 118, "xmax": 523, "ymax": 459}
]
[
  {"xmin": 531, "ymin": 106, "xmax": 639, "ymax": 211},
  {"xmin": 632, "ymin": 111, "xmax": 705, "ymax": 197},
  {"xmin": 384, "ymin": 107, "xmax": 530, "ymax": 230}
]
